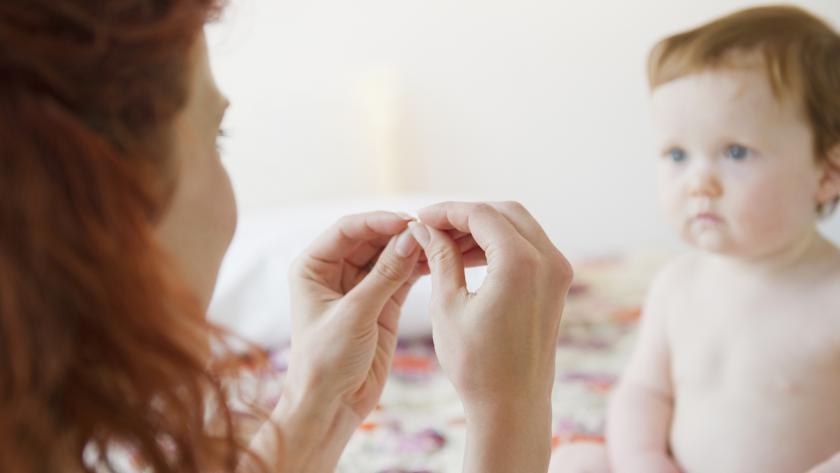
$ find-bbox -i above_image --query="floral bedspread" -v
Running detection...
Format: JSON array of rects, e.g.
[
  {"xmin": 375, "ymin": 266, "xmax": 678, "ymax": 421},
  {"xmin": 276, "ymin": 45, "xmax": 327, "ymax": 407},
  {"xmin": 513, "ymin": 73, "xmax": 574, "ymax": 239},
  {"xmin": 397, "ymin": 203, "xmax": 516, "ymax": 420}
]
[{"xmin": 247, "ymin": 252, "xmax": 668, "ymax": 473}]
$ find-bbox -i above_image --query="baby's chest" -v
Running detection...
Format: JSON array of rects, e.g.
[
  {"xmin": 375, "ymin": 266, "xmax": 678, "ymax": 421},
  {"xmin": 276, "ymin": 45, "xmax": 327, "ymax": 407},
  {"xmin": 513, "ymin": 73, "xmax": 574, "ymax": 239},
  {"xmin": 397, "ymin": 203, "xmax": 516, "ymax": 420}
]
[{"xmin": 668, "ymin": 296, "xmax": 840, "ymax": 396}]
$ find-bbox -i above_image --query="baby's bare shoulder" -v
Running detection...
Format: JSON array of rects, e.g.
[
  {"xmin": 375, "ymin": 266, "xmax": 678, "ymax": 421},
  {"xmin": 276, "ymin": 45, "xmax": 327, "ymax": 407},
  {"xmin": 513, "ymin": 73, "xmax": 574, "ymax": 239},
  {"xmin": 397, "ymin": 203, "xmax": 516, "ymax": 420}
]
[
  {"xmin": 813, "ymin": 269, "xmax": 840, "ymax": 313},
  {"xmin": 642, "ymin": 252, "xmax": 703, "ymax": 322},
  {"xmin": 784, "ymin": 246, "xmax": 840, "ymax": 329}
]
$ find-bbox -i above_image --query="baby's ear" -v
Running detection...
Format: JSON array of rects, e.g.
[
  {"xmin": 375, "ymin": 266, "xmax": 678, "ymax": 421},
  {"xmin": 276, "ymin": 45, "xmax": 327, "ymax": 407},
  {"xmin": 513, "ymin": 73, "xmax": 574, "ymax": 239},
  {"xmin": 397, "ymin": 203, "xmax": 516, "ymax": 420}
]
[{"xmin": 816, "ymin": 144, "xmax": 840, "ymax": 205}]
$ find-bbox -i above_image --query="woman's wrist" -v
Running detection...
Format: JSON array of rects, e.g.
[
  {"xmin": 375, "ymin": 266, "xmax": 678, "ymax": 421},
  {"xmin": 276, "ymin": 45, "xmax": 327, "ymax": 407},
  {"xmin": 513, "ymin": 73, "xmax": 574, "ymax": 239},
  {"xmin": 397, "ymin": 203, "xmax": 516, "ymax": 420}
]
[
  {"xmin": 268, "ymin": 381, "xmax": 361, "ymax": 473},
  {"xmin": 462, "ymin": 396, "xmax": 553, "ymax": 473},
  {"xmin": 463, "ymin": 395, "xmax": 552, "ymax": 438}
]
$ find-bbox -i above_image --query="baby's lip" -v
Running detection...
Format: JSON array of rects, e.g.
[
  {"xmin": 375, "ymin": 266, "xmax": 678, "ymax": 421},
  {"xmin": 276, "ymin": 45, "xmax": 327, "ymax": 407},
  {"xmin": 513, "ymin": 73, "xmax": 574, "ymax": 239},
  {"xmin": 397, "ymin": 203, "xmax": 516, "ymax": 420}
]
[{"xmin": 691, "ymin": 211, "xmax": 723, "ymax": 222}]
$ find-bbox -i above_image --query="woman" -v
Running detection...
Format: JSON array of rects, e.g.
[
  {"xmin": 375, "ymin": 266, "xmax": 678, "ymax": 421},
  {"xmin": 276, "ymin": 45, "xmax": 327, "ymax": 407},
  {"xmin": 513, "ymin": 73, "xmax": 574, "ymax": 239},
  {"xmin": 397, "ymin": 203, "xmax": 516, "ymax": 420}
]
[{"xmin": 0, "ymin": 1, "xmax": 572, "ymax": 472}]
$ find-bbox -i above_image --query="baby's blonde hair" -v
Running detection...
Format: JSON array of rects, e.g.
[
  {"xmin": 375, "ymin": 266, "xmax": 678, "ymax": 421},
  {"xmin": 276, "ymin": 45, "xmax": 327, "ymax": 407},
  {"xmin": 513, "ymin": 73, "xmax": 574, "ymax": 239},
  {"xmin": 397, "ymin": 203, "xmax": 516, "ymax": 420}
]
[{"xmin": 648, "ymin": 6, "xmax": 840, "ymax": 213}]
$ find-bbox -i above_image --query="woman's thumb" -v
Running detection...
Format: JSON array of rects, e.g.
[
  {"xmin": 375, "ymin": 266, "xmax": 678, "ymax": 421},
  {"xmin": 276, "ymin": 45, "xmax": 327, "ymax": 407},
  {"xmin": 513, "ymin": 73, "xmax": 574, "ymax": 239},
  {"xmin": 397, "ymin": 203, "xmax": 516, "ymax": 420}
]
[
  {"xmin": 409, "ymin": 222, "xmax": 467, "ymax": 303},
  {"xmin": 347, "ymin": 229, "xmax": 420, "ymax": 318}
]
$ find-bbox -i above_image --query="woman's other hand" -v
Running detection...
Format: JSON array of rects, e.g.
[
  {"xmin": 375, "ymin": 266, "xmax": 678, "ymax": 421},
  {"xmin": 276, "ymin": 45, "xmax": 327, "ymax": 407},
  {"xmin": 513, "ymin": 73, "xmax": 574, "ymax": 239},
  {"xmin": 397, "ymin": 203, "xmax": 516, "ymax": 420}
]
[{"xmin": 411, "ymin": 201, "xmax": 573, "ymax": 473}]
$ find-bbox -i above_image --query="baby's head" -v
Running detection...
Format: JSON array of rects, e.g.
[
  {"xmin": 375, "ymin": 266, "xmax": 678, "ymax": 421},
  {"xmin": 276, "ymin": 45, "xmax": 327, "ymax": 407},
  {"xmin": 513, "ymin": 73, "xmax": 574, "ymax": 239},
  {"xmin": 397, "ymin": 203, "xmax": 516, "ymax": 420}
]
[{"xmin": 648, "ymin": 6, "xmax": 840, "ymax": 258}]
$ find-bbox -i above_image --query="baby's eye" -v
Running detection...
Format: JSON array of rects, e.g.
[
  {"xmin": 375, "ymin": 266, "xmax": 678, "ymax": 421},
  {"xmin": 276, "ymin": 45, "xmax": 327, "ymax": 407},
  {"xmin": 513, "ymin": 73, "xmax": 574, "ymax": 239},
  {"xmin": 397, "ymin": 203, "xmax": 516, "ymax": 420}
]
[
  {"xmin": 724, "ymin": 144, "xmax": 750, "ymax": 161},
  {"xmin": 665, "ymin": 148, "xmax": 687, "ymax": 163}
]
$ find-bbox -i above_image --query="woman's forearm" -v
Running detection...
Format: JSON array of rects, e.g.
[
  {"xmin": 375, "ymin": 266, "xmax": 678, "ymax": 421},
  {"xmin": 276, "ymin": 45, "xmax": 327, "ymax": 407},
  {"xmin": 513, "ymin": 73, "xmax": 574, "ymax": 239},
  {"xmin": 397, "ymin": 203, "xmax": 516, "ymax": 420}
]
[{"xmin": 462, "ymin": 398, "xmax": 553, "ymax": 473}]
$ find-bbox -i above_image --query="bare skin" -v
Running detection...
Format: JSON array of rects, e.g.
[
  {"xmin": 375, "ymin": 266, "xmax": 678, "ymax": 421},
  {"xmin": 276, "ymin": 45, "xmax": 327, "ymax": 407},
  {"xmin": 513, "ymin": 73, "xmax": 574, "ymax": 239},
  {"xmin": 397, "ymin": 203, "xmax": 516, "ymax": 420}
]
[
  {"xmin": 551, "ymin": 63, "xmax": 840, "ymax": 472},
  {"xmin": 665, "ymin": 239, "xmax": 840, "ymax": 472}
]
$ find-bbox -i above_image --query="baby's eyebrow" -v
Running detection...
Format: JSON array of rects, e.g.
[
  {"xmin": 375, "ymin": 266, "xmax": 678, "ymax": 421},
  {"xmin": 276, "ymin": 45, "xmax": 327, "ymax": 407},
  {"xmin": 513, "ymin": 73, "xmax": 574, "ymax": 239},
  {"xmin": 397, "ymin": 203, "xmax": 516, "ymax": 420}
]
[{"xmin": 657, "ymin": 140, "xmax": 681, "ymax": 151}]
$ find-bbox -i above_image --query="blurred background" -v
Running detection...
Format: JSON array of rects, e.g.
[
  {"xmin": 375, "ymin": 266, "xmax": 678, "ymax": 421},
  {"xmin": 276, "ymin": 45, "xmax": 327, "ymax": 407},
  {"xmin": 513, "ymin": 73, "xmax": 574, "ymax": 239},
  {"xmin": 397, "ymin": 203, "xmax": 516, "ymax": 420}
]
[
  {"xmin": 199, "ymin": 4, "xmax": 840, "ymax": 465},
  {"xmin": 205, "ymin": 0, "xmax": 840, "ymax": 259}
]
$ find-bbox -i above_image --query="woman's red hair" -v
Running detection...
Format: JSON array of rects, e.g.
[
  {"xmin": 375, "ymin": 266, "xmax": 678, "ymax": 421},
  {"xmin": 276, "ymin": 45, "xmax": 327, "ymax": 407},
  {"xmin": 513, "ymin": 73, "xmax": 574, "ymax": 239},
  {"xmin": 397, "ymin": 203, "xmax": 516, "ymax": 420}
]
[{"xmin": 0, "ymin": 1, "xmax": 270, "ymax": 471}]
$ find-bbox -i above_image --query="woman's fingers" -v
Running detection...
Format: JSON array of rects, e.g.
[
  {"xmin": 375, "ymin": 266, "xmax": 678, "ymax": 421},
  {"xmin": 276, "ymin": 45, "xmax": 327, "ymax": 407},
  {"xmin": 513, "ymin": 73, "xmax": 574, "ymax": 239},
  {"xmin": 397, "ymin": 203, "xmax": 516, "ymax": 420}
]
[
  {"xmin": 417, "ymin": 202, "xmax": 534, "ymax": 273},
  {"xmin": 409, "ymin": 222, "xmax": 468, "ymax": 302},
  {"xmin": 345, "ymin": 229, "xmax": 421, "ymax": 325},
  {"xmin": 419, "ymin": 201, "xmax": 554, "ymax": 253},
  {"xmin": 345, "ymin": 236, "xmax": 392, "ymax": 268},
  {"xmin": 304, "ymin": 211, "xmax": 411, "ymax": 264},
  {"xmin": 418, "ymin": 232, "xmax": 479, "ymax": 263},
  {"xmin": 413, "ymin": 247, "xmax": 487, "ymax": 276},
  {"xmin": 485, "ymin": 201, "xmax": 557, "ymax": 253}
]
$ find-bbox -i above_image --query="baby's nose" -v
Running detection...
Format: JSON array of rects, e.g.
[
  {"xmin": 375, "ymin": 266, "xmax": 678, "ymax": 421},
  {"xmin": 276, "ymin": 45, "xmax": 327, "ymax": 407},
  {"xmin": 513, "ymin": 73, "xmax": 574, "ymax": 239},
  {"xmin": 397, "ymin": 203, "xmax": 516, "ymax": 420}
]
[{"xmin": 687, "ymin": 165, "xmax": 722, "ymax": 198}]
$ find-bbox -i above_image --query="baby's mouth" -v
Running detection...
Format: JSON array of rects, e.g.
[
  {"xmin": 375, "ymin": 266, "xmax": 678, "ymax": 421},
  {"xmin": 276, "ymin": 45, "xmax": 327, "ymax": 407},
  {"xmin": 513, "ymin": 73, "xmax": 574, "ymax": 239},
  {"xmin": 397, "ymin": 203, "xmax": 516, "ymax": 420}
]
[{"xmin": 690, "ymin": 211, "xmax": 723, "ymax": 224}]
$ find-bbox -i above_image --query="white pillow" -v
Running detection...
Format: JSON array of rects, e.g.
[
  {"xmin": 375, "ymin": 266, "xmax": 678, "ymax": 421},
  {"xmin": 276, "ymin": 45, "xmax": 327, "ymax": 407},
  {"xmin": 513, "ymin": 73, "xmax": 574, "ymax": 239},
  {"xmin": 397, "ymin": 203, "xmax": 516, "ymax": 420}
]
[{"xmin": 208, "ymin": 195, "xmax": 486, "ymax": 348}]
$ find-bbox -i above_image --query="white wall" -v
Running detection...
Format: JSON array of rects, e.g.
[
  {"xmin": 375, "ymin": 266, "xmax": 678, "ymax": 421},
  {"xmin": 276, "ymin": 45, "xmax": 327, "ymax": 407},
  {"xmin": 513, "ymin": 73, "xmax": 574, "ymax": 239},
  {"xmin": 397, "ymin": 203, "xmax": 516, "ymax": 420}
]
[{"xmin": 206, "ymin": 0, "xmax": 840, "ymax": 258}]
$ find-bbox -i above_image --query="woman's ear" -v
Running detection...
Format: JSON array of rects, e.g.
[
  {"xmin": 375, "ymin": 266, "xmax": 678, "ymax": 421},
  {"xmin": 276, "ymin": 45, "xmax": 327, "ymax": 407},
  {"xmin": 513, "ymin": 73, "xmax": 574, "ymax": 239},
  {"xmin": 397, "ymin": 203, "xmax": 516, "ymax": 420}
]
[{"xmin": 816, "ymin": 144, "xmax": 840, "ymax": 205}]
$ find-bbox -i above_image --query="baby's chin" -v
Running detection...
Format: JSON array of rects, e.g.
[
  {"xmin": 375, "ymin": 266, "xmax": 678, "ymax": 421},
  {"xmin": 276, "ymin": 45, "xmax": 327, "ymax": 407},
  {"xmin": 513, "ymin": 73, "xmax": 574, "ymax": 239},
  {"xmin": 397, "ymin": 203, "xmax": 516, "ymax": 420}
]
[
  {"xmin": 681, "ymin": 232, "xmax": 786, "ymax": 261},
  {"xmin": 680, "ymin": 229, "xmax": 744, "ymax": 257},
  {"xmin": 680, "ymin": 219, "xmax": 819, "ymax": 260}
]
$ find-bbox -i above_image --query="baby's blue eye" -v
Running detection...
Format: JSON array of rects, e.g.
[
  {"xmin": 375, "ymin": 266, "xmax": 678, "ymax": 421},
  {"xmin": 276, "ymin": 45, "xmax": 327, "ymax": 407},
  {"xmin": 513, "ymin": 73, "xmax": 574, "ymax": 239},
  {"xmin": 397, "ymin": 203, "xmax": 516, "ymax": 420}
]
[
  {"xmin": 725, "ymin": 144, "xmax": 749, "ymax": 160},
  {"xmin": 666, "ymin": 148, "xmax": 687, "ymax": 163}
]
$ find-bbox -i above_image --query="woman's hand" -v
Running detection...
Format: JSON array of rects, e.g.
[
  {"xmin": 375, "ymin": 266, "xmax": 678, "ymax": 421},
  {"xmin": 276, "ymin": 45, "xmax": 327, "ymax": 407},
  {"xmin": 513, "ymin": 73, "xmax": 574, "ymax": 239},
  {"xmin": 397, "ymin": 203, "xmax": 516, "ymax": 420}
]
[
  {"xmin": 287, "ymin": 211, "xmax": 421, "ymax": 416},
  {"xmin": 270, "ymin": 211, "xmax": 421, "ymax": 472},
  {"xmin": 410, "ymin": 201, "xmax": 573, "ymax": 473}
]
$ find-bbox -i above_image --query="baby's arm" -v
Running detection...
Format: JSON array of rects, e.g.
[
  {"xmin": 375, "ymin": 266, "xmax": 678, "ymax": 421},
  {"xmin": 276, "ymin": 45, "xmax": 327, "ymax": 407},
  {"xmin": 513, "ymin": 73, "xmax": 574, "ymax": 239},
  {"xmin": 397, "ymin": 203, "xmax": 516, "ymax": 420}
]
[{"xmin": 606, "ymin": 268, "xmax": 682, "ymax": 473}]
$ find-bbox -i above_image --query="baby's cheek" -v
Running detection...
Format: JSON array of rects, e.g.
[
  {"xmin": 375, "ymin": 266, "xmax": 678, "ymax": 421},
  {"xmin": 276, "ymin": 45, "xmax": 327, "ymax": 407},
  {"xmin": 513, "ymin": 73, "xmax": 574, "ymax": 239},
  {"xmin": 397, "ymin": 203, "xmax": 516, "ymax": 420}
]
[
  {"xmin": 734, "ymin": 178, "xmax": 811, "ymax": 246},
  {"xmin": 664, "ymin": 198, "xmax": 688, "ymax": 238},
  {"xmin": 657, "ymin": 181, "xmax": 683, "ymax": 223}
]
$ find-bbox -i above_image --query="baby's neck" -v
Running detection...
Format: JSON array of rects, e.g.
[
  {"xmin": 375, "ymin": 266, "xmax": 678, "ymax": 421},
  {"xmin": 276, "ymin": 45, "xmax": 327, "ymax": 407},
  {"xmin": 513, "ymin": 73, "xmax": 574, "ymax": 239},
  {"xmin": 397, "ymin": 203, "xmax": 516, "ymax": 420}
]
[{"xmin": 704, "ymin": 229, "xmax": 837, "ymax": 280}]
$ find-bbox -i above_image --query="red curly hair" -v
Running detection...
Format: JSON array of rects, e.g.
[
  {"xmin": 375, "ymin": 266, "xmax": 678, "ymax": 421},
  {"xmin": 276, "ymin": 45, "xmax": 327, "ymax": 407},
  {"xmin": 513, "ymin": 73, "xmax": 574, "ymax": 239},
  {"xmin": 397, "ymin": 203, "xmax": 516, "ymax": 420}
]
[{"xmin": 0, "ymin": 1, "xmax": 270, "ymax": 471}]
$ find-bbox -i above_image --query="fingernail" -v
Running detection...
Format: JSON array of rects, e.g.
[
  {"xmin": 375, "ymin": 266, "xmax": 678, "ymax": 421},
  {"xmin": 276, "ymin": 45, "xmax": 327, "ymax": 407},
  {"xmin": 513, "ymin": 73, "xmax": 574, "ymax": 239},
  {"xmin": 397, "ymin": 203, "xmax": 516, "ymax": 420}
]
[
  {"xmin": 395, "ymin": 228, "xmax": 418, "ymax": 257},
  {"xmin": 396, "ymin": 212, "xmax": 415, "ymax": 221},
  {"xmin": 408, "ymin": 221, "xmax": 430, "ymax": 248}
]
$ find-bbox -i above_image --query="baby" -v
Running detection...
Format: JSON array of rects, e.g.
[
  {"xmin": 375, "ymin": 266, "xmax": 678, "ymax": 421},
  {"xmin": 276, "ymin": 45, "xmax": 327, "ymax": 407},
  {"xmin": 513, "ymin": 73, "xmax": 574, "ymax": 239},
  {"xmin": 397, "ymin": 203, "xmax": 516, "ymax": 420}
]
[{"xmin": 552, "ymin": 6, "xmax": 840, "ymax": 473}]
